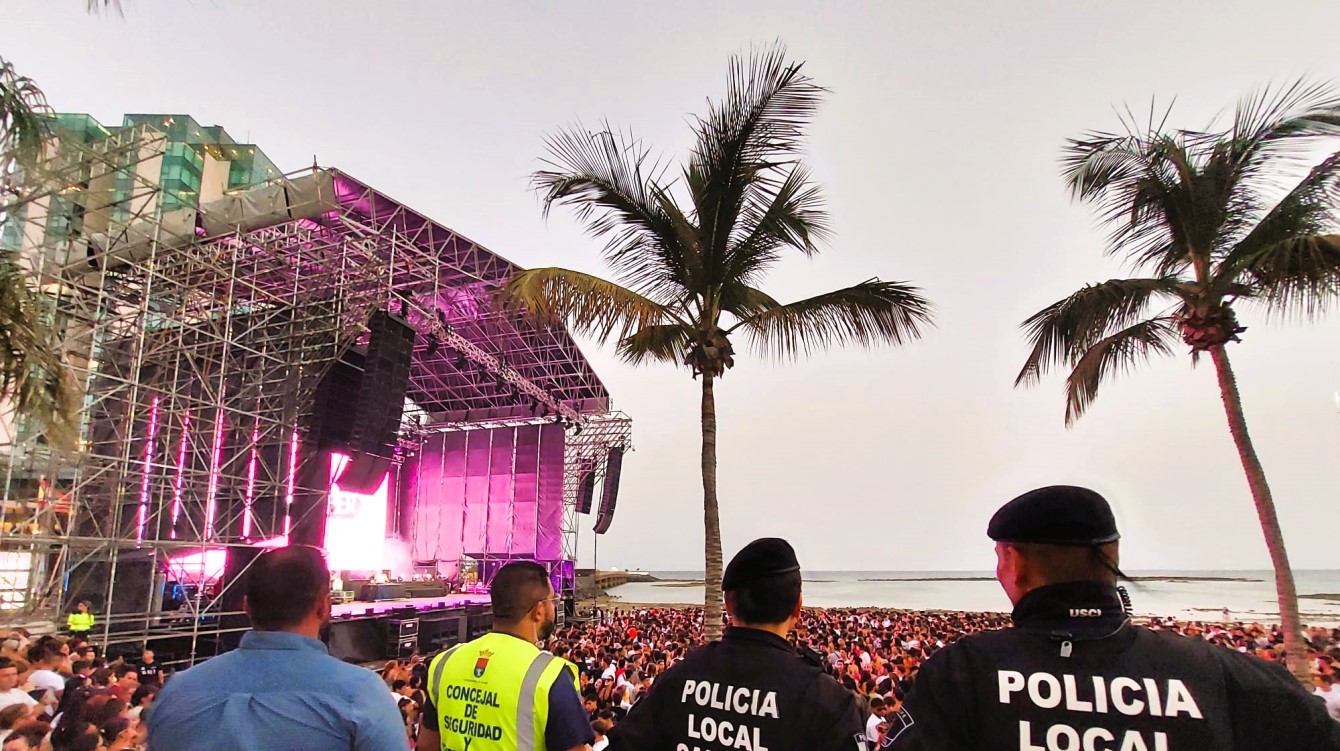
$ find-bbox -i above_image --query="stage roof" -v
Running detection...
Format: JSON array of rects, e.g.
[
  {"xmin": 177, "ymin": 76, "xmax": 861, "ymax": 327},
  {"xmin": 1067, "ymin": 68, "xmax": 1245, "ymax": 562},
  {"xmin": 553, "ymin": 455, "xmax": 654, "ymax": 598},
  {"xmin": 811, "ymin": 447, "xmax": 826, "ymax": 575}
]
[
  {"xmin": 81, "ymin": 166, "xmax": 614, "ymax": 427},
  {"xmin": 326, "ymin": 171, "xmax": 612, "ymax": 423}
]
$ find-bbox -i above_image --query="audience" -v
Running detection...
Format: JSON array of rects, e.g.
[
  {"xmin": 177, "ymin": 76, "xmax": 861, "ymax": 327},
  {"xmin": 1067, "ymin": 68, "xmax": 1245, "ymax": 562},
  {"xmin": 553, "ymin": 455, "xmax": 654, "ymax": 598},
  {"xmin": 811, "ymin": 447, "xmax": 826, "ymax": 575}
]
[{"xmin": 0, "ymin": 589, "xmax": 1335, "ymax": 750}]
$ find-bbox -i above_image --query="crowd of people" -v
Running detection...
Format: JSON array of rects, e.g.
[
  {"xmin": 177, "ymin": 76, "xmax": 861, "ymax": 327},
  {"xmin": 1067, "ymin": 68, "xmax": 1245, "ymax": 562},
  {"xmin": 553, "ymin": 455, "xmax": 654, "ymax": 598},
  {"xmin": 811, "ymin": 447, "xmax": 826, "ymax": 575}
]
[
  {"xmin": 0, "ymin": 631, "xmax": 161, "ymax": 751},
  {"xmin": 2, "ymin": 603, "xmax": 1336, "ymax": 750},
  {"xmin": 538, "ymin": 604, "xmax": 1340, "ymax": 744}
]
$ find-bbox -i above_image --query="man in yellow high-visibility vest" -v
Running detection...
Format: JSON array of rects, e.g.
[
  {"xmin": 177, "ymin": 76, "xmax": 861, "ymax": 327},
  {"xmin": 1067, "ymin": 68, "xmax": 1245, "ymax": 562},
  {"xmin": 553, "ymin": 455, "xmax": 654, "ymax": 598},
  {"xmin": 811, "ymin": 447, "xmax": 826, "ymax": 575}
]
[{"xmin": 418, "ymin": 562, "xmax": 592, "ymax": 751}]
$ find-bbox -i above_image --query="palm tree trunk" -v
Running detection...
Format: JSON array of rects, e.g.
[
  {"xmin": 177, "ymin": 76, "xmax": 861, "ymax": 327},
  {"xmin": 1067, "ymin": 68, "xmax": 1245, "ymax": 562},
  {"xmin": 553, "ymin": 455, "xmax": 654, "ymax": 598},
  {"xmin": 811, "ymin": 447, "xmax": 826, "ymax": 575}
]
[
  {"xmin": 1208, "ymin": 344, "xmax": 1309, "ymax": 684},
  {"xmin": 701, "ymin": 372, "xmax": 724, "ymax": 642}
]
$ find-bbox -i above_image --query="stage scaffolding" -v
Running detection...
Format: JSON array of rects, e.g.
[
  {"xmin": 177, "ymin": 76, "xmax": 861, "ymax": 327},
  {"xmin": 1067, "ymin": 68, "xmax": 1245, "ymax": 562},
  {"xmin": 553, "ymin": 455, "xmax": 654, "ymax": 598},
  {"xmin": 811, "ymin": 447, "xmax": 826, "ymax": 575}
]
[{"xmin": 0, "ymin": 120, "xmax": 629, "ymax": 656}]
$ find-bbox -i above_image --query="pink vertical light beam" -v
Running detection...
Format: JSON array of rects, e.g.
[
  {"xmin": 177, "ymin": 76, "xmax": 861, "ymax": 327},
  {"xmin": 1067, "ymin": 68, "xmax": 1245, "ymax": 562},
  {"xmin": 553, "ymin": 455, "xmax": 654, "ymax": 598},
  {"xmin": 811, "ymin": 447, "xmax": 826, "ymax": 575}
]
[
  {"xmin": 242, "ymin": 427, "xmax": 258, "ymax": 538},
  {"xmin": 204, "ymin": 394, "xmax": 225, "ymax": 541},
  {"xmin": 284, "ymin": 428, "xmax": 299, "ymax": 535},
  {"xmin": 170, "ymin": 410, "xmax": 191, "ymax": 540},
  {"xmin": 136, "ymin": 395, "xmax": 160, "ymax": 543}
]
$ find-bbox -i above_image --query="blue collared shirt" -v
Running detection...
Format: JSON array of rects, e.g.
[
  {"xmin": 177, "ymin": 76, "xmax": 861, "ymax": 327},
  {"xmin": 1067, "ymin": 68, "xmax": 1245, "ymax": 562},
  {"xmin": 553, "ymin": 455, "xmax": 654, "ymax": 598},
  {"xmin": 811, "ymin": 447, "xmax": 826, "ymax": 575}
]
[{"xmin": 146, "ymin": 631, "xmax": 406, "ymax": 751}]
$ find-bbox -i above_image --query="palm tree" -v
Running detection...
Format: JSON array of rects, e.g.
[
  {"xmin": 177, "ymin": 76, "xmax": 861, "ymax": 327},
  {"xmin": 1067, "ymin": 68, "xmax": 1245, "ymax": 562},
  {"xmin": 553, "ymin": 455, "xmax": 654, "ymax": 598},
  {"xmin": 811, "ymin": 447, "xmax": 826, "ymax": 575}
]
[
  {"xmin": 0, "ymin": 59, "xmax": 78, "ymax": 449},
  {"xmin": 1017, "ymin": 81, "xmax": 1340, "ymax": 683},
  {"xmin": 500, "ymin": 44, "xmax": 933, "ymax": 640}
]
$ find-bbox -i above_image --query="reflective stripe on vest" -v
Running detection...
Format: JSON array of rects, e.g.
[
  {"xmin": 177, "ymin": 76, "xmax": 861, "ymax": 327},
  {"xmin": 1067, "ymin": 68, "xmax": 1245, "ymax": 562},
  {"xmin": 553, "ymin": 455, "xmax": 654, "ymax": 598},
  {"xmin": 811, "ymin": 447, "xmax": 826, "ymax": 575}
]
[
  {"xmin": 516, "ymin": 652, "xmax": 556, "ymax": 751},
  {"xmin": 427, "ymin": 644, "xmax": 463, "ymax": 711}
]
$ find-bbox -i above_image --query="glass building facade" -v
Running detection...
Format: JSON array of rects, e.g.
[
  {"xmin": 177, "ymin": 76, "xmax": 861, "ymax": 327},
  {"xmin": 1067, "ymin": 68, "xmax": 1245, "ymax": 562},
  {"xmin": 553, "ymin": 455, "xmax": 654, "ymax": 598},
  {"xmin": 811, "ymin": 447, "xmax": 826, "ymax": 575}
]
[{"xmin": 2, "ymin": 113, "xmax": 283, "ymax": 255}]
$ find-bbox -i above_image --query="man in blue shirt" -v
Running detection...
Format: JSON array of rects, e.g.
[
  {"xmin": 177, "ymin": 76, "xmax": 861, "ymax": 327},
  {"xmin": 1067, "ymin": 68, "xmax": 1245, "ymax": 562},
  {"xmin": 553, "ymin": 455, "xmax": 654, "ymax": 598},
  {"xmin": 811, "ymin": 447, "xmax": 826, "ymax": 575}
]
[{"xmin": 147, "ymin": 545, "xmax": 406, "ymax": 751}]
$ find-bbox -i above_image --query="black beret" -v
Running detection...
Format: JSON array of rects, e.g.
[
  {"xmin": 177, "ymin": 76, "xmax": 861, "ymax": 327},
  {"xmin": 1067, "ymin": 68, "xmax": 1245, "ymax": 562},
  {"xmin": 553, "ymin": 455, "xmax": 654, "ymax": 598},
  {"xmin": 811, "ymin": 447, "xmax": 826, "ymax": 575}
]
[
  {"xmin": 722, "ymin": 538, "xmax": 800, "ymax": 591},
  {"xmin": 987, "ymin": 486, "xmax": 1120, "ymax": 546}
]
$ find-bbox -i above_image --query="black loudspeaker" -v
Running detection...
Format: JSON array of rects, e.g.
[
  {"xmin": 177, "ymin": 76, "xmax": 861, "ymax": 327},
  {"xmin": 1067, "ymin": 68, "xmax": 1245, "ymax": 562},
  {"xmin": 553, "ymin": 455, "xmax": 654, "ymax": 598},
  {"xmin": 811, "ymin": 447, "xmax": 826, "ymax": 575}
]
[
  {"xmin": 576, "ymin": 470, "xmax": 597, "ymax": 515},
  {"xmin": 219, "ymin": 546, "xmax": 265, "ymax": 615},
  {"xmin": 65, "ymin": 558, "xmax": 155, "ymax": 616},
  {"xmin": 592, "ymin": 447, "xmax": 623, "ymax": 535},
  {"xmin": 218, "ymin": 546, "xmax": 264, "ymax": 651},
  {"xmin": 336, "ymin": 453, "xmax": 391, "ymax": 494},
  {"xmin": 311, "ymin": 356, "xmax": 362, "ymax": 448},
  {"xmin": 348, "ymin": 311, "xmax": 415, "ymax": 458}
]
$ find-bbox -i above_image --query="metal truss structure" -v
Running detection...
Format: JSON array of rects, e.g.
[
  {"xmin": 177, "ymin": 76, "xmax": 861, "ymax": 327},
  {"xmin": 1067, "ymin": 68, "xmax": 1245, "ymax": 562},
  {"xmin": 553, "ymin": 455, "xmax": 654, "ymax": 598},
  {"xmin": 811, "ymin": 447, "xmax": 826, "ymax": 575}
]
[{"xmin": 0, "ymin": 121, "xmax": 630, "ymax": 657}]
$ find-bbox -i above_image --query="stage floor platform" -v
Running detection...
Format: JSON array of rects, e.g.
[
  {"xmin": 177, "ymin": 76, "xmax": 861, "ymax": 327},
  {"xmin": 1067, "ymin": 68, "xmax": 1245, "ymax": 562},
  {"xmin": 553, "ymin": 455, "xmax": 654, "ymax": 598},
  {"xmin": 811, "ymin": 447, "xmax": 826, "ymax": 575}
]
[{"xmin": 332, "ymin": 593, "xmax": 490, "ymax": 619}]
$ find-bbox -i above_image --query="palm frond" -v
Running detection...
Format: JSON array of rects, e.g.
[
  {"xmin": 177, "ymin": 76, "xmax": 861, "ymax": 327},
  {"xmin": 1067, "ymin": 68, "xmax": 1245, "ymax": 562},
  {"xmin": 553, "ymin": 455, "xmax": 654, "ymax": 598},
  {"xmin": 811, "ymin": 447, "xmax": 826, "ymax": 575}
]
[
  {"xmin": 1227, "ymin": 234, "xmax": 1340, "ymax": 318},
  {"xmin": 1062, "ymin": 133, "xmax": 1149, "ymax": 202},
  {"xmin": 721, "ymin": 164, "xmax": 830, "ymax": 287},
  {"xmin": 534, "ymin": 125, "xmax": 693, "ymax": 303},
  {"xmin": 688, "ymin": 42, "xmax": 826, "ymax": 284},
  {"xmin": 497, "ymin": 267, "xmax": 681, "ymax": 343},
  {"xmin": 1016, "ymin": 277, "xmax": 1180, "ymax": 386},
  {"xmin": 1209, "ymin": 147, "xmax": 1340, "ymax": 318},
  {"xmin": 1219, "ymin": 80, "xmax": 1340, "ymax": 253},
  {"xmin": 1229, "ymin": 79, "xmax": 1340, "ymax": 175},
  {"xmin": 1063, "ymin": 317, "xmax": 1180, "ymax": 425},
  {"xmin": 88, "ymin": 0, "xmax": 123, "ymax": 14},
  {"xmin": 615, "ymin": 323, "xmax": 693, "ymax": 367},
  {"xmin": 1061, "ymin": 129, "xmax": 1189, "ymax": 273},
  {"xmin": 731, "ymin": 278, "xmax": 932, "ymax": 361},
  {"xmin": 0, "ymin": 58, "xmax": 54, "ymax": 190},
  {"xmin": 0, "ymin": 252, "xmax": 78, "ymax": 449},
  {"xmin": 719, "ymin": 283, "xmax": 780, "ymax": 321}
]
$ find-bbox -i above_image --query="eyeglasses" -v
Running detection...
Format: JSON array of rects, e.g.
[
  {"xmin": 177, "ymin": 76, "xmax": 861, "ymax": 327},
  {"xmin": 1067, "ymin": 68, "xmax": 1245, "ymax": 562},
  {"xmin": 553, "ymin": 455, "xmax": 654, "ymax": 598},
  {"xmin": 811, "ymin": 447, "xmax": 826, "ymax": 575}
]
[{"xmin": 531, "ymin": 595, "xmax": 560, "ymax": 611}]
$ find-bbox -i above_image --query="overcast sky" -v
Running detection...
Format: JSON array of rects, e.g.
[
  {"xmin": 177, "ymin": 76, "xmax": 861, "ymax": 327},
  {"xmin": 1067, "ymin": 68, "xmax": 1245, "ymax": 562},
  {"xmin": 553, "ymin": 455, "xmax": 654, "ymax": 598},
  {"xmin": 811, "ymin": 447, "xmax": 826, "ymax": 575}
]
[{"xmin": 5, "ymin": 0, "xmax": 1340, "ymax": 572}]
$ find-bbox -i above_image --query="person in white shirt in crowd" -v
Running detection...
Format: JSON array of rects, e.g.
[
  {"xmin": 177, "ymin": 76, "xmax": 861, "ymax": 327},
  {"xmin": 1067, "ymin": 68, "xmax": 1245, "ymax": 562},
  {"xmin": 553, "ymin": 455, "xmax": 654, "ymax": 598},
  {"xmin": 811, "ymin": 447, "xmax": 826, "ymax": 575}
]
[
  {"xmin": 613, "ymin": 669, "xmax": 634, "ymax": 710},
  {"xmin": 24, "ymin": 638, "xmax": 68, "ymax": 703},
  {"xmin": 866, "ymin": 695, "xmax": 889, "ymax": 744},
  {"xmin": 1315, "ymin": 672, "xmax": 1340, "ymax": 722},
  {"xmin": 0, "ymin": 660, "xmax": 34, "ymax": 714},
  {"xmin": 591, "ymin": 716, "xmax": 613, "ymax": 751}
]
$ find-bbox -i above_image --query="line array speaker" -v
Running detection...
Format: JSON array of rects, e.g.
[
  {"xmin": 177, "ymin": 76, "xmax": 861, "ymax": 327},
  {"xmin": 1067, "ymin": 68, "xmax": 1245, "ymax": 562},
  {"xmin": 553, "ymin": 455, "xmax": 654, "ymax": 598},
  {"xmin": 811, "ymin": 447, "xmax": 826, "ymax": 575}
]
[
  {"xmin": 576, "ymin": 470, "xmax": 598, "ymax": 515},
  {"xmin": 341, "ymin": 311, "xmax": 415, "ymax": 493},
  {"xmin": 592, "ymin": 447, "xmax": 623, "ymax": 535}
]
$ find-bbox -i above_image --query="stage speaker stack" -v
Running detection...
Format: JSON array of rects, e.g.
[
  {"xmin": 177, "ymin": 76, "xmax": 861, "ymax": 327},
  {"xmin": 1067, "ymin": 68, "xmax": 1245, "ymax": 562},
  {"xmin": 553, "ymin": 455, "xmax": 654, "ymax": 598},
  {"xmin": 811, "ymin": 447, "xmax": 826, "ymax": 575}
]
[
  {"xmin": 386, "ymin": 615, "xmax": 420, "ymax": 657},
  {"xmin": 340, "ymin": 310, "xmax": 415, "ymax": 493},
  {"xmin": 311, "ymin": 355, "xmax": 362, "ymax": 448},
  {"xmin": 592, "ymin": 447, "xmax": 623, "ymax": 534},
  {"xmin": 576, "ymin": 469, "xmax": 598, "ymax": 515}
]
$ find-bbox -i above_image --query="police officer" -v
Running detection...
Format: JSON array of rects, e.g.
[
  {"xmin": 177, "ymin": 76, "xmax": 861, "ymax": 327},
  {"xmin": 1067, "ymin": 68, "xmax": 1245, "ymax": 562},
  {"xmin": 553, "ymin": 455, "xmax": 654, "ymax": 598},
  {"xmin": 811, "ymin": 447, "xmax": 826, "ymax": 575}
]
[
  {"xmin": 417, "ymin": 562, "xmax": 594, "ymax": 751},
  {"xmin": 609, "ymin": 537, "xmax": 864, "ymax": 751},
  {"xmin": 886, "ymin": 485, "xmax": 1340, "ymax": 750}
]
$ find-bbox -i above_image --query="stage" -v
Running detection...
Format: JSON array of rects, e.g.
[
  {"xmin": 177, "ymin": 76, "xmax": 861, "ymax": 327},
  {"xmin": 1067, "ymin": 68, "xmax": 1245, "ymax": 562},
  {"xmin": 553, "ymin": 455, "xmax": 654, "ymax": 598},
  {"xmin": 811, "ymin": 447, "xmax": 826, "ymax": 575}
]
[
  {"xmin": 331, "ymin": 593, "xmax": 490, "ymax": 620},
  {"xmin": 325, "ymin": 592, "xmax": 495, "ymax": 662}
]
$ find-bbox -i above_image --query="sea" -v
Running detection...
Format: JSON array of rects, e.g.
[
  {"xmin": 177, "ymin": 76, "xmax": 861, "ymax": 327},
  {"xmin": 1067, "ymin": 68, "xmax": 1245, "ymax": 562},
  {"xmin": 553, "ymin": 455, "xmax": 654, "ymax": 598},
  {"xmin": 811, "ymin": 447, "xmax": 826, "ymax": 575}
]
[{"xmin": 605, "ymin": 570, "xmax": 1340, "ymax": 626}]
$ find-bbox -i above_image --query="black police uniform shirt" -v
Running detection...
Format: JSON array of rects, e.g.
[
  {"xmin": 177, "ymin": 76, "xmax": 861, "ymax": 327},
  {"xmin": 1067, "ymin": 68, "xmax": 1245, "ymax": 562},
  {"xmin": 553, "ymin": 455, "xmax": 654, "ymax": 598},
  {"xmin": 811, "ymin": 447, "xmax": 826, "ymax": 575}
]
[
  {"xmin": 885, "ymin": 581, "xmax": 1340, "ymax": 751},
  {"xmin": 608, "ymin": 626, "xmax": 865, "ymax": 751}
]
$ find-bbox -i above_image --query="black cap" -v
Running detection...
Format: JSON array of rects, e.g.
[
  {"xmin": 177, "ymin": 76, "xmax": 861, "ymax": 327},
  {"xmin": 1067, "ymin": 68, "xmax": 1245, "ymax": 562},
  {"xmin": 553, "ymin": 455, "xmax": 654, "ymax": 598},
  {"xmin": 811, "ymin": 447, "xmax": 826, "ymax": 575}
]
[
  {"xmin": 722, "ymin": 538, "xmax": 800, "ymax": 591},
  {"xmin": 987, "ymin": 486, "xmax": 1120, "ymax": 546}
]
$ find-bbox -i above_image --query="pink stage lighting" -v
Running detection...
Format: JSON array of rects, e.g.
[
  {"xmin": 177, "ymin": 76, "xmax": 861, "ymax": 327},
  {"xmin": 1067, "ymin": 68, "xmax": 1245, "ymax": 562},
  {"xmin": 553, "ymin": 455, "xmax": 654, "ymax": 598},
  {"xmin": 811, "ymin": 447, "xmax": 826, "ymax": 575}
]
[
  {"xmin": 242, "ymin": 428, "xmax": 258, "ymax": 538},
  {"xmin": 204, "ymin": 399, "xmax": 225, "ymax": 541},
  {"xmin": 170, "ymin": 410, "xmax": 190, "ymax": 539},
  {"xmin": 284, "ymin": 429, "xmax": 298, "ymax": 535},
  {"xmin": 167, "ymin": 548, "xmax": 226, "ymax": 582},
  {"xmin": 166, "ymin": 535, "xmax": 289, "ymax": 583},
  {"xmin": 324, "ymin": 452, "xmax": 388, "ymax": 572},
  {"xmin": 137, "ymin": 396, "xmax": 160, "ymax": 543}
]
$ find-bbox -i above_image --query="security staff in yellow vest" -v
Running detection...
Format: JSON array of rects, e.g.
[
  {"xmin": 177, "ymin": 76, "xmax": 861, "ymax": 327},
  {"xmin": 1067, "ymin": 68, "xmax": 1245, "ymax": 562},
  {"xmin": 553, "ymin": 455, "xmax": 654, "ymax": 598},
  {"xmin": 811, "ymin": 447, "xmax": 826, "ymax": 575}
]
[
  {"xmin": 418, "ymin": 562, "xmax": 594, "ymax": 751},
  {"xmin": 67, "ymin": 600, "xmax": 94, "ymax": 637}
]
